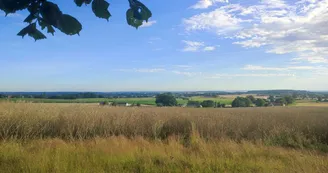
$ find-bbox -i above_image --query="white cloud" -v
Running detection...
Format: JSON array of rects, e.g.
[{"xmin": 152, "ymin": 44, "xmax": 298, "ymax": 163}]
[
  {"xmin": 185, "ymin": 0, "xmax": 328, "ymax": 64},
  {"xmin": 182, "ymin": 40, "xmax": 216, "ymax": 52},
  {"xmin": 191, "ymin": 0, "xmax": 229, "ymax": 9},
  {"xmin": 242, "ymin": 65, "xmax": 316, "ymax": 71},
  {"xmin": 172, "ymin": 71, "xmax": 202, "ymax": 77},
  {"xmin": 182, "ymin": 40, "xmax": 205, "ymax": 52},
  {"xmin": 203, "ymin": 46, "xmax": 216, "ymax": 51},
  {"xmin": 207, "ymin": 73, "xmax": 295, "ymax": 78},
  {"xmin": 140, "ymin": 20, "xmax": 157, "ymax": 28},
  {"xmin": 184, "ymin": 7, "xmax": 245, "ymax": 34}
]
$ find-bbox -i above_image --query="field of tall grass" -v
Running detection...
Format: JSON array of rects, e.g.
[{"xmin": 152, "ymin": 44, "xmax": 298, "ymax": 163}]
[{"xmin": 0, "ymin": 102, "xmax": 328, "ymax": 172}]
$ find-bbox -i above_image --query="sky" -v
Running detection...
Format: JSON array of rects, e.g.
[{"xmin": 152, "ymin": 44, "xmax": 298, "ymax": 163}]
[{"xmin": 1, "ymin": 0, "xmax": 328, "ymax": 91}]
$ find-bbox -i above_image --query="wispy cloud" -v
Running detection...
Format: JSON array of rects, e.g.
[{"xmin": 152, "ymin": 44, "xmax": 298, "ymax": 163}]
[
  {"xmin": 140, "ymin": 20, "xmax": 157, "ymax": 28},
  {"xmin": 172, "ymin": 71, "xmax": 202, "ymax": 77},
  {"xmin": 207, "ymin": 73, "xmax": 295, "ymax": 78},
  {"xmin": 191, "ymin": 0, "xmax": 229, "ymax": 9},
  {"xmin": 182, "ymin": 40, "xmax": 216, "ymax": 52},
  {"xmin": 242, "ymin": 65, "xmax": 316, "ymax": 71},
  {"xmin": 203, "ymin": 46, "xmax": 216, "ymax": 51}
]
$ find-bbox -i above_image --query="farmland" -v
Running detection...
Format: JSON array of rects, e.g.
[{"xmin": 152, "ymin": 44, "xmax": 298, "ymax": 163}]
[
  {"xmin": 1, "ymin": 96, "xmax": 234, "ymax": 105},
  {"xmin": 0, "ymin": 102, "xmax": 328, "ymax": 172}
]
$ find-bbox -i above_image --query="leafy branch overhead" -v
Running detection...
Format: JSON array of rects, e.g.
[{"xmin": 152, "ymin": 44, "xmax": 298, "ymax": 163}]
[{"xmin": 0, "ymin": 0, "xmax": 152, "ymax": 41}]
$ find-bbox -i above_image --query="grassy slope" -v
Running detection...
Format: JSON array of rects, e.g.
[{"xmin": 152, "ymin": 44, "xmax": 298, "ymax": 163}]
[{"xmin": 1, "ymin": 138, "xmax": 328, "ymax": 173}]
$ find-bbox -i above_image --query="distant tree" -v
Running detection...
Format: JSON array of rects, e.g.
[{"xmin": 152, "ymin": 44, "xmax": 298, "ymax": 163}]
[
  {"xmin": 136, "ymin": 103, "xmax": 141, "ymax": 107},
  {"xmin": 246, "ymin": 95, "xmax": 256, "ymax": 104},
  {"xmin": 255, "ymin": 98, "xmax": 266, "ymax": 107},
  {"xmin": 318, "ymin": 97, "xmax": 323, "ymax": 102},
  {"xmin": 0, "ymin": 0, "xmax": 152, "ymax": 40},
  {"xmin": 268, "ymin": 95, "xmax": 275, "ymax": 103},
  {"xmin": 275, "ymin": 98, "xmax": 287, "ymax": 105},
  {"xmin": 155, "ymin": 93, "xmax": 177, "ymax": 107},
  {"xmin": 187, "ymin": 101, "xmax": 201, "ymax": 108},
  {"xmin": 232, "ymin": 97, "xmax": 252, "ymax": 108},
  {"xmin": 111, "ymin": 102, "xmax": 117, "ymax": 106},
  {"xmin": 201, "ymin": 100, "xmax": 216, "ymax": 108},
  {"xmin": 284, "ymin": 96, "xmax": 295, "ymax": 105}
]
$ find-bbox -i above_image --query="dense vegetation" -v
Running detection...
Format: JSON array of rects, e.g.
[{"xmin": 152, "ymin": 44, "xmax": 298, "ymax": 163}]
[{"xmin": 155, "ymin": 93, "xmax": 177, "ymax": 107}]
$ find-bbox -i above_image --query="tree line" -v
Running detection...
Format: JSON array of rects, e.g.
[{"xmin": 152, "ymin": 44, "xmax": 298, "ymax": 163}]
[{"xmin": 155, "ymin": 93, "xmax": 296, "ymax": 108}]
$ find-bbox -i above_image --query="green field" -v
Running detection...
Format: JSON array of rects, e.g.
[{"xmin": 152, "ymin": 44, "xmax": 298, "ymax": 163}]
[
  {"xmin": 2, "ymin": 96, "xmax": 234, "ymax": 105},
  {"xmin": 189, "ymin": 96, "xmax": 234, "ymax": 105}
]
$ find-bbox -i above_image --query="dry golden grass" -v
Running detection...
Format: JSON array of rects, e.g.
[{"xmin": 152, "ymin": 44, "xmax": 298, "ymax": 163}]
[
  {"xmin": 296, "ymin": 102, "xmax": 328, "ymax": 107},
  {"xmin": 1, "ymin": 137, "xmax": 328, "ymax": 173},
  {"xmin": 1, "ymin": 102, "xmax": 328, "ymax": 172},
  {"xmin": 0, "ymin": 102, "xmax": 328, "ymax": 150}
]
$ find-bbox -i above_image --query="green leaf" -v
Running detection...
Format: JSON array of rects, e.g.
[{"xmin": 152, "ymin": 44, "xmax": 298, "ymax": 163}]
[
  {"xmin": 92, "ymin": 0, "xmax": 111, "ymax": 20},
  {"xmin": 47, "ymin": 25, "xmax": 55, "ymax": 36},
  {"xmin": 29, "ymin": 29, "xmax": 47, "ymax": 41},
  {"xmin": 74, "ymin": 0, "xmax": 84, "ymax": 7},
  {"xmin": 40, "ymin": 1, "xmax": 63, "ymax": 27},
  {"xmin": 17, "ymin": 23, "xmax": 46, "ymax": 41},
  {"xmin": 57, "ymin": 14, "xmax": 82, "ymax": 35},
  {"xmin": 0, "ymin": 0, "xmax": 30, "ymax": 14},
  {"xmin": 24, "ymin": 13, "xmax": 36, "ymax": 24},
  {"xmin": 74, "ymin": 0, "xmax": 92, "ymax": 7},
  {"xmin": 17, "ymin": 23, "xmax": 34, "ymax": 38},
  {"xmin": 126, "ymin": 0, "xmax": 152, "ymax": 28},
  {"xmin": 132, "ymin": 1, "xmax": 152, "ymax": 22},
  {"xmin": 126, "ymin": 9, "xmax": 143, "ymax": 29}
]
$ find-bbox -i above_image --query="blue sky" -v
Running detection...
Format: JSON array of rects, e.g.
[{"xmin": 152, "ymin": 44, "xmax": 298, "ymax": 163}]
[{"xmin": 1, "ymin": 0, "xmax": 328, "ymax": 91}]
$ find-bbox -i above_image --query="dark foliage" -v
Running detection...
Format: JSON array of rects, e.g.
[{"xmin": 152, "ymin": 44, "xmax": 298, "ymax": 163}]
[
  {"xmin": 0, "ymin": 0, "xmax": 151, "ymax": 40},
  {"xmin": 232, "ymin": 97, "xmax": 252, "ymax": 108},
  {"xmin": 255, "ymin": 98, "xmax": 266, "ymax": 107},
  {"xmin": 201, "ymin": 100, "xmax": 216, "ymax": 108},
  {"xmin": 155, "ymin": 93, "xmax": 177, "ymax": 107},
  {"xmin": 187, "ymin": 101, "xmax": 201, "ymax": 108}
]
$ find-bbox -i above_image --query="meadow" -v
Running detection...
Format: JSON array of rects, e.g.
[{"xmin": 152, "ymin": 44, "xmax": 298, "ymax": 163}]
[{"xmin": 0, "ymin": 102, "xmax": 328, "ymax": 172}]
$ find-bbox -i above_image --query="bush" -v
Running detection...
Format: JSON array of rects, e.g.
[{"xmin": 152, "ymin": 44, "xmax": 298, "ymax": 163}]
[
  {"xmin": 201, "ymin": 100, "xmax": 216, "ymax": 108},
  {"xmin": 187, "ymin": 101, "xmax": 201, "ymax": 108},
  {"xmin": 155, "ymin": 93, "xmax": 177, "ymax": 107},
  {"xmin": 255, "ymin": 99, "xmax": 266, "ymax": 107},
  {"xmin": 232, "ymin": 97, "xmax": 252, "ymax": 107}
]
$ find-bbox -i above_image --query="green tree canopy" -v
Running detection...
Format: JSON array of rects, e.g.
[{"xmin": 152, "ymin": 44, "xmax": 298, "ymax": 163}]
[
  {"xmin": 255, "ymin": 98, "xmax": 266, "ymax": 107},
  {"xmin": 283, "ymin": 96, "xmax": 295, "ymax": 105},
  {"xmin": 201, "ymin": 100, "xmax": 216, "ymax": 108},
  {"xmin": 232, "ymin": 97, "xmax": 252, "ymax": 108},
  {"xmin": 275, "ymin": 98, "xmax": 287, "ymax": 105},
  {"xmin": 246, "ymin": 95, "xmax": 256, "ymax": 104},
  {"xmin": 187, "ymin": 101, "xmax": 201, "ymax": 108},
  {"xmin": 155, "ymin": 93, "xmax": 177, "ymax": 107},
  {"xmin": 0, "ymin": 0, "xmax": 151, "ymax": 40}
]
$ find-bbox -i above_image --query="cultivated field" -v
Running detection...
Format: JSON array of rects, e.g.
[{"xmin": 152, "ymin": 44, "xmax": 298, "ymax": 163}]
[{"xmin": 0, "ymin": 102, "xmax": 328, "ymax": 172}]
